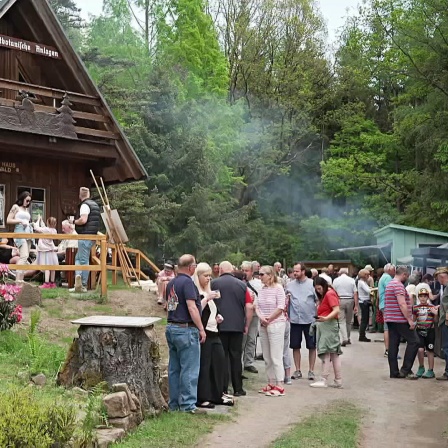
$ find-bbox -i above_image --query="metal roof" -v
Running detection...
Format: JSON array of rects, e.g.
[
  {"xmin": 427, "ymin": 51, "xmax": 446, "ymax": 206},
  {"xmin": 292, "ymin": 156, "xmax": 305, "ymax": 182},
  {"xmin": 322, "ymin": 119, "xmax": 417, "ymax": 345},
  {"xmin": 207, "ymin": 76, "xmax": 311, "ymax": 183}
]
[
  {"xmin": 332, "ymin": 243, "xmax": 392, "ymax": 253},
  {"xmin": 374, "ymin": 224, "xmax": 448, "ymax": 239}
]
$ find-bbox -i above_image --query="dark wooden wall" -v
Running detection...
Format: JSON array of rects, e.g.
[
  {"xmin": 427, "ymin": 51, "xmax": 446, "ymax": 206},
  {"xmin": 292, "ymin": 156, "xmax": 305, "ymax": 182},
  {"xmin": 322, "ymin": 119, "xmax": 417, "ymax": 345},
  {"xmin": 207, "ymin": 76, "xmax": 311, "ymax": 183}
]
[
  {"xmin": 0, "ymin": 21, "xmax": 19, "ymax": 99},
  {"xmin": 0, "ymin": 151, "xmax": 90, "ymax": 231}
]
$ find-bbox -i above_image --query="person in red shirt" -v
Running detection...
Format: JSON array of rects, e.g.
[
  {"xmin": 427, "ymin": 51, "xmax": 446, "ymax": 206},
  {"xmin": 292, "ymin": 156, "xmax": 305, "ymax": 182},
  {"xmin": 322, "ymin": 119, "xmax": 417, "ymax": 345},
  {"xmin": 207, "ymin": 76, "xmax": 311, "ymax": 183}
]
[{"xmin": 310, "ymin": 276, "xmax": 342, "ymax": 389}]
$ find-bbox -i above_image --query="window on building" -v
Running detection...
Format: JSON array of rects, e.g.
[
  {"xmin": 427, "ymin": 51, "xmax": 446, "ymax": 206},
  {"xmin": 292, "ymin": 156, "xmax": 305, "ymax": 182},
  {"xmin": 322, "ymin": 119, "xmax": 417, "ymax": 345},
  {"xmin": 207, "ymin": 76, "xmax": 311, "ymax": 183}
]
[{"xmin": 17, "ymin": 186, "xmax": 46, "ymax": 222}]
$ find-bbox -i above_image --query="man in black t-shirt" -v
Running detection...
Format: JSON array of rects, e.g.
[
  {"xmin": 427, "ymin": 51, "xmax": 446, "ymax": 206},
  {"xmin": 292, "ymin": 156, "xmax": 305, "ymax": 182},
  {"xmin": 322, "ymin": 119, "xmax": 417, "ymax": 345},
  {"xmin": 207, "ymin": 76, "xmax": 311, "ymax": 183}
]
[{"xmin": 165, "ymin": 254, "xmax": 206, "ymax": 413}]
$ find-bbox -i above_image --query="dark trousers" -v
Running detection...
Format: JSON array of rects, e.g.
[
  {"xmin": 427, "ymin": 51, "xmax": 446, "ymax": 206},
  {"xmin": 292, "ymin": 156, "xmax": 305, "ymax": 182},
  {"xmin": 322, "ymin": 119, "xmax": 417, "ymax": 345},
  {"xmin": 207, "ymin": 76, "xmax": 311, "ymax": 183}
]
[
  {"xmin": 359, "ymin": 302, "xmax": 370, "ymax": 339},
  {"xmin": 442, "ymin": 325, "xmax": 448, "ymax": 375},
  {"xmin": 370, "ymin": 303, "xmax": 378, "ymax": 332},
  {"xmin": 387, "ymin": 322, "xmax": 419, "ymax": 377},
  {"xmin": 197, "ymin": 332, "xmax": 226, "ymax": 404},
  {"xmin": 219, "ymin": 331, "xmax": 243, "ymax": 393}
]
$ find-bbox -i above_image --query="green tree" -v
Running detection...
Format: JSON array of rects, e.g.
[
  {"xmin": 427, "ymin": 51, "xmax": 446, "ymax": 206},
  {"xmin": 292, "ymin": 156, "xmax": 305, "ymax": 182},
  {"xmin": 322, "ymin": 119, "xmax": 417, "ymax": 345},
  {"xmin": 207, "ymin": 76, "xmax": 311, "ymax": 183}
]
[{"xmin": 155, "ymin": 0, "xmax": 229, "ymax": 97}]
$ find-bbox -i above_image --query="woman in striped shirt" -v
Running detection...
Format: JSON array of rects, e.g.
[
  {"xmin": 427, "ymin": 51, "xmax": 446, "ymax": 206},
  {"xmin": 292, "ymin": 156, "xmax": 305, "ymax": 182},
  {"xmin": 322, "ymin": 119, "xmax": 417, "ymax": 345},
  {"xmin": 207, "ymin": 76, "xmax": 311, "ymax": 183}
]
[{"xmin": 255, "ymin": 265, "xmax": 286, "ymax": 397}]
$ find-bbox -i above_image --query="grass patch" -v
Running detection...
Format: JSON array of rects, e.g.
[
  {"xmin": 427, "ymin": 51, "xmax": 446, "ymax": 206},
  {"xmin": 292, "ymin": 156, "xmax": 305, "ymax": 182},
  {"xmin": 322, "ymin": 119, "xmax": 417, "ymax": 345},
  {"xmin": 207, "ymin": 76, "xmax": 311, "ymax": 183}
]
[
  {"xmin": 107, "ymin": 273, "xmax": 130, "ymax": 291},
  {"xmin": 271, "ymin": 401, "xmax": 362, "ymax": 448},
  {"xmin": 90, "ymin": 304, "xmax": 114, "ymax": 314},
  {"xmin": 0, "ymin": 328, "xmax": 66, "ymax": 379},
  {"xmin": 40, "ymin": 288, "xmax": 69, "ymax": 300},
  {"xmin": 116, "ymin": 412, "xmax": 229, "ymax": 448}
]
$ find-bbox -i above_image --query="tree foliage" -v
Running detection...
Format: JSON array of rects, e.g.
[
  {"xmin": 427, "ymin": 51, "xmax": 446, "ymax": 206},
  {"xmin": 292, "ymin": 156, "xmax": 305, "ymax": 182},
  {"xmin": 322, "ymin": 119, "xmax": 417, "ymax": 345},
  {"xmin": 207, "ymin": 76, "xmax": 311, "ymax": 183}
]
[{"xmin": 49, "ymin": 0, "xmax": 448, "ymax": 267}]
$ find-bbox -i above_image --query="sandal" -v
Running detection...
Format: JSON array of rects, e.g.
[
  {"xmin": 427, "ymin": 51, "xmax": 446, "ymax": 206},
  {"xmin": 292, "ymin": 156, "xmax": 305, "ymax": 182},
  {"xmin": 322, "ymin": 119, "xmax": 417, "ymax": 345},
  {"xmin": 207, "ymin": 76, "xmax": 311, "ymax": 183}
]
[
  {"xmin": 221, "ymin": 395, "xmax": 234, "ymax": 406},
  {"xmin": 197, "ymin": 402, "xmax": 215, "ymax": 409},
  {"xmin": 266, "ymin": 385, "xmax": 285, "ymax": 397},
  {"xmin": 258, "ymin": 384, "xmax": 274, "ymax": 394}
]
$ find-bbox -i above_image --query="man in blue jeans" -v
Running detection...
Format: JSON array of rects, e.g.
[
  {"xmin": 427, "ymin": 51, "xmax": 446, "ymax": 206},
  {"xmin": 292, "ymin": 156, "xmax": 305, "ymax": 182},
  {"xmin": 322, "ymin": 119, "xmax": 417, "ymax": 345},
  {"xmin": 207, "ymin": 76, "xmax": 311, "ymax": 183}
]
[
  {"xmin": 165, "ymin": 254, "xmax": 207, "ymax": 413},
  {"xmin": 436, "ymin": 267, "xmax": 448, "ymax": 380},
  {"xmin": 69, "ymin": 187, "xmax": 100, "ymax": 293}
]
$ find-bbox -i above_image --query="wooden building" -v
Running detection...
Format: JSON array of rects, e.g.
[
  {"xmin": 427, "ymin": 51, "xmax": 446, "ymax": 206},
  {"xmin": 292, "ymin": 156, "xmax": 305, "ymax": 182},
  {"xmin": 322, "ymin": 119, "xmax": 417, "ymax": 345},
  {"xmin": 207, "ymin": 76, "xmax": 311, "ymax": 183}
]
[
  {"xmin": 374, "ymin": 224, "xmax": 448, "ymax": 265},
  {"xmin": 0, "ymin": 0, "xmax": 146, "ymax": 228},
  {"xmin": 301, "ymin": 260, "xmax": 357, "ymax": 277}
]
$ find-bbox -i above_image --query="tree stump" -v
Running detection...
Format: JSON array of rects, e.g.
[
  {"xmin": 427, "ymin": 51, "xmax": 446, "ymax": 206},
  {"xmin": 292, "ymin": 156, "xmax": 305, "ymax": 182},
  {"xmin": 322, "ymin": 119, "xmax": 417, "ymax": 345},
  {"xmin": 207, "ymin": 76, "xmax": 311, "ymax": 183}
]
[{"xmin": 57, "ymin": 316, "xmax": 167, "ymax": 413}]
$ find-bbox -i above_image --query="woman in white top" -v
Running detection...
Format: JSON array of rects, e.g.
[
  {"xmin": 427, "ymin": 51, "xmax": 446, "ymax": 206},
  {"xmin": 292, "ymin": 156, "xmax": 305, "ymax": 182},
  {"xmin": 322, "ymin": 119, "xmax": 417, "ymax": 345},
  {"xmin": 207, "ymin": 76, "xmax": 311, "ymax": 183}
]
[
  {"xmin": 357, "ymin": 269, "xmax": 372, "ymax": 342},
  {"xmin": 6, "ymin": 191, "xmax": 33, "ymax": 282},
  {"xmin": 193, "ymin": 262, "xmax": 233, "ymax": 408}
]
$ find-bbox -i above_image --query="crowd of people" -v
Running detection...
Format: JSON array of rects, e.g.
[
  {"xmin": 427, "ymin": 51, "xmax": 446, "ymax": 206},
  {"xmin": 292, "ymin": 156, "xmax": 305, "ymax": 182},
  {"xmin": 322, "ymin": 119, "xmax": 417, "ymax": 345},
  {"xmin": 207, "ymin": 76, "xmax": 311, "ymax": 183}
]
[
  {"xmin": 1, "ymin": 187, "xmax": 100, "ymax": 292},
  {"xmin": 163, "ymin": 256, "xmax": 448, "ymax": 414}
]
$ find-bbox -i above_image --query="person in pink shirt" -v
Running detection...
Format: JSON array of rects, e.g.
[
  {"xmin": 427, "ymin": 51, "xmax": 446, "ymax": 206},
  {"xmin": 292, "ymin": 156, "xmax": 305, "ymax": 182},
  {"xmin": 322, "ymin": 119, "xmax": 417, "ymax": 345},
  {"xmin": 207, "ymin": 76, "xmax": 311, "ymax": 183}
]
[
  {"xmin": 157, "ymin": 261, "xmax": 176, "ymax": 305},
  {"xmin": 255, "ymin": 265, "xmax": 286, "ymax": 397}
]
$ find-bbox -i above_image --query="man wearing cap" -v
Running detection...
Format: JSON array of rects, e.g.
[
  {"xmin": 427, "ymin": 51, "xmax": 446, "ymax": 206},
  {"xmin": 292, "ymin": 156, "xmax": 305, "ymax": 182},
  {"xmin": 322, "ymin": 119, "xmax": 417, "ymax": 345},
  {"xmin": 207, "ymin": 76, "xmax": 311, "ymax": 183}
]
[
  {"xmin": 435, "ymin": 267, "xmax": 448, "ymax": 380},
  {"xmin": 384, "ymin": 266, "xmax": 419, "ymax": 379},
  {"xmin": 157, "ymin": 261, "xmax": 175, "ymax": 305}
]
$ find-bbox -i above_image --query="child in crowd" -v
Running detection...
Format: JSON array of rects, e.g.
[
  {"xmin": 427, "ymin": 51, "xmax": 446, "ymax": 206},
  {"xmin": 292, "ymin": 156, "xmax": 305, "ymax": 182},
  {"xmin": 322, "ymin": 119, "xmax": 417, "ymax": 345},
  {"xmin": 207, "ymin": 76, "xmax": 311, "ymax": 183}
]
[
  {"xmin": 33, "ymin": 216, "xmax": 59, "ymax": 289},
  {"xmin": 413, "ymin": 288, "xmax": 438, "ymax": 378}
]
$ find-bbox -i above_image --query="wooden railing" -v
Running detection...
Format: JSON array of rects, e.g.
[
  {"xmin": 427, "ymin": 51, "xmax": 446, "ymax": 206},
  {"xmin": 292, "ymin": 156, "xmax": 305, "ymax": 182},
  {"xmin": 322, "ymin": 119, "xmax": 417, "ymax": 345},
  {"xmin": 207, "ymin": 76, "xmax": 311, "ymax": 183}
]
[
  {"xmin": 106, "ymin": 244, "xmax": 160, "ymax": 285},
  {"xmin": 0, "ymin": 77, "xmax": 118, "ymax": 141},
  {"xmin": 0, "ymin": 232, "xmax": 161, "ymax": 295},
  {"xmin": 0, "ymin": 232, "xmax": 108, "ymax": 297}
]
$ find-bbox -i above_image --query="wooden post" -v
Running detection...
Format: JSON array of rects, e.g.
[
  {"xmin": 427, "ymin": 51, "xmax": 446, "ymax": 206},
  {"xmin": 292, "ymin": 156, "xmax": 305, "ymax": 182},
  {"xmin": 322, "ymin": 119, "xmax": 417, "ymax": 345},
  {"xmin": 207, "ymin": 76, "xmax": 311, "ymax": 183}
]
[
  {"xmin": 136, "ymin": 250, "xmax": 141, "ymax": 280},
  {"xmin": 112, "ymin": 245, "xmax": 118, "ymax": 285},
  {"xmin": 100, "ymin": 238, "xmax": 107, "ymax": 298}
]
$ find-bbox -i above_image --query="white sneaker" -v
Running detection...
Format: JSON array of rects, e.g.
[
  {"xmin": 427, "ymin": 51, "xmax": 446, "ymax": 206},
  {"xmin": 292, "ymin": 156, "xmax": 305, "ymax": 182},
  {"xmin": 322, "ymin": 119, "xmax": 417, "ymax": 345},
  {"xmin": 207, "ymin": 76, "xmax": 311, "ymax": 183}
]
[
  {"xmin": 74, "ymin": 275, "xmax": 82, "ymax": 293},
  {"xmin": 329, "ymin": 380, "xmax": 343, "ymax": 389},
  {"xmin": 310, "ymin": 380, "xmax": 328, "ymax": 388},
  {"xmin": 69, "ymin": 285, "xmax": 88, "ymax": 293}
]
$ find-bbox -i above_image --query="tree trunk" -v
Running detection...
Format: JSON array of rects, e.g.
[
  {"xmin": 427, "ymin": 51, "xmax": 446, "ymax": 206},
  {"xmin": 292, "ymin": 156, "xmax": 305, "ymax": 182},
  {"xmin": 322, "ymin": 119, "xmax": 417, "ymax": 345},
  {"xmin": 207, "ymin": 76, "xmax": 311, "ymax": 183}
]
[{"xmin": 57, "ymin": 325, "xmax": 167, "ymax": 413}]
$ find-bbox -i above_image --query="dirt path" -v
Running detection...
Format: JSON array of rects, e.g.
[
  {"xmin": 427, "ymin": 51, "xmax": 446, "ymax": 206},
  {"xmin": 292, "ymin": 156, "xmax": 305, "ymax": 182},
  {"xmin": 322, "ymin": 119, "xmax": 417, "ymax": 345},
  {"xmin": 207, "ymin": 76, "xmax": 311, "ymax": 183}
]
[{"xmin": 200, "ymin": 333, "xmax": 448, "ymax": 448}]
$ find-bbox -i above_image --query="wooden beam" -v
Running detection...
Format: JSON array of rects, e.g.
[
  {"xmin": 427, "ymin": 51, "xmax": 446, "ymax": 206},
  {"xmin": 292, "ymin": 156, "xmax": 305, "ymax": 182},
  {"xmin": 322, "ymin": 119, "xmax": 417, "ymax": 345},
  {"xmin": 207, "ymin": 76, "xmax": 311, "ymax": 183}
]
[
  {"xmin": 0, "ymin": 129, "xmax": 117, "ymax": 159},
  {"xmin": 0, "ymin": 78, "xmax": 101, "ymax": 106},
  {"xmin": 74, "ymin": 126, "xmax": 119, "ymax": 140},
  {"xmin": 9, "ymin": 264, "xmax": 102, "ymax": 271},
  {"xmin": 0, "ymin": 99, "xmax": 109, "ymax": 123},
  {"xmin": 100, "ymin": 238, "xmax": 108, "ymax": 297},
  {"xmin": 138, "ymin": 250, "xmax": 161, "ymax": 273},
  {"xmin": 0, "ymin": 232, "xmax": 107, "ymax": 241}
]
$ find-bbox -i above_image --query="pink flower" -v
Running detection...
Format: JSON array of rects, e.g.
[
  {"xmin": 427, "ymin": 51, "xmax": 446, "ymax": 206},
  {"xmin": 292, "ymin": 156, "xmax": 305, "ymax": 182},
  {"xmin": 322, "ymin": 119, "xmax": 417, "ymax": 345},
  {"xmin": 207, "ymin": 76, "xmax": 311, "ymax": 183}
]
[
  {"xmin": 10, "ymin": 305, "xmax": 22, "ymax": 323},
  {"xmin": 0, "ymin": 264, "xmax": 8, "ymax": 274}
]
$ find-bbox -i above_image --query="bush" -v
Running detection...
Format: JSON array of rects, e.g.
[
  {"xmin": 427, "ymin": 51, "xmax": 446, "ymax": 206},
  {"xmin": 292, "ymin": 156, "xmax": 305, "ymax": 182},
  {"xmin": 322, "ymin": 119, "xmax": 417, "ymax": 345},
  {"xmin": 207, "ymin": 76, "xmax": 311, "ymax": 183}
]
[{"xmin": 0, "ymin": 388, "xmax": 76, "ymax": 447}]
